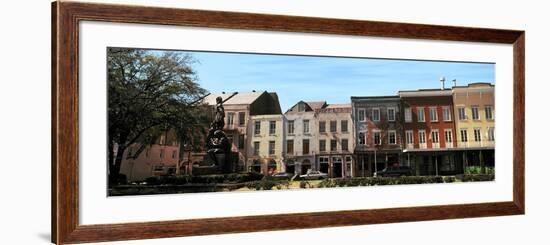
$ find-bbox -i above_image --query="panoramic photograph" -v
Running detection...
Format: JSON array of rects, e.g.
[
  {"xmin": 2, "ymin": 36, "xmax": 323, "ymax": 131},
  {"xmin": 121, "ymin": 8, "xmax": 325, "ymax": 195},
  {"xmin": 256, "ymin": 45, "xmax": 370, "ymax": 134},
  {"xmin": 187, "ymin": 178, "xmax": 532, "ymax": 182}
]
[{"xmin": 107, "ymin": 47, "xmax": 496, "ymax": 196}]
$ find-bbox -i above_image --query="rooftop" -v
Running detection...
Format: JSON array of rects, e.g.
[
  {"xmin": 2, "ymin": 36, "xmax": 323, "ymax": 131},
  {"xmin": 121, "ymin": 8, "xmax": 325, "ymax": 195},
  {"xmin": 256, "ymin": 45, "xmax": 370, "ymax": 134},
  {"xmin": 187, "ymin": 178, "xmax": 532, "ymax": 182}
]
[
  {"xmin": 398, "ymin": 88, "xmax": 453, "ymax": 97},
  {"xmin": 201, "ymin": 91, "xmax": 264, "ymax": 105},
  {"xmin": 351, "ymin": 95, "xmax": 399, "ymax": 100},
  {"xmin": 452, "ymin": 82, "xmax": 494, "ymax": 89},
  {"xmin": 305, "ymin": 101, "xmax": 328, "ymax": 110},
  {"xmin": 325, "ymin": 103, "xmax": 351, "ymax": 109}
]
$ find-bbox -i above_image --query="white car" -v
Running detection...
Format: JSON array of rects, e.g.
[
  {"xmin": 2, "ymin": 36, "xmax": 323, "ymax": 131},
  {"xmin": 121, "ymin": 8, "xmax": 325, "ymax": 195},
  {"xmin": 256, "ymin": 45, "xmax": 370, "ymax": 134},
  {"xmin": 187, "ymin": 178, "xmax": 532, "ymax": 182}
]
[{"xmin": 299, "ymin": 170, "xmax": 328, "ymax": 180}]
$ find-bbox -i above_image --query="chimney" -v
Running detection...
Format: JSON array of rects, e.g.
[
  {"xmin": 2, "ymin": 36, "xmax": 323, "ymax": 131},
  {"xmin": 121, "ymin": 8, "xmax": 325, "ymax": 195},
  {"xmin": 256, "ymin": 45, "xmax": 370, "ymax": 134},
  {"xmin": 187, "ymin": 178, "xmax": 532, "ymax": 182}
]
[
  {"xmin": 452, "ymin": 79, "xmax": 457, "ymax": 87},
  {"xmin": 440, "ymin": 77, "xmax": 446, "ymax": 90}
]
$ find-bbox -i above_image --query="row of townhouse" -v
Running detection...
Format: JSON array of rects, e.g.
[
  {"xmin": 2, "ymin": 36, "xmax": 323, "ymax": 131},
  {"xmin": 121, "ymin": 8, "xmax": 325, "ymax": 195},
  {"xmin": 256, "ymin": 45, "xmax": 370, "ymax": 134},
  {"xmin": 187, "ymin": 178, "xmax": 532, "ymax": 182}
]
[
  {"xmin": 352, "ymin": 82, "xmax": 495, "ymax": 177},
  {"xmin": 119, "ymin": 82, "xmax": 495, "ymax": 181},
  {"xmin": 282, "ymin": 82, "xmax": 494, "ymax": 177},
  {"xmin": 196, "ymin": 91, "xmax": 356, "ymax": 177}
]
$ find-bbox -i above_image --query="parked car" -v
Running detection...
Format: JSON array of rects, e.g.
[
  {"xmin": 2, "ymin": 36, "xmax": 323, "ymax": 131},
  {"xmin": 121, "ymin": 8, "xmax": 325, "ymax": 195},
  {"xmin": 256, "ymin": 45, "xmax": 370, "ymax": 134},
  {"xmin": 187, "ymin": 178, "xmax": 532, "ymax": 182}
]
[
  {"xmin": 269, "ymin": 172, "xmax": 294, "ymax": 180},
  {"xmin": 299, "ymin": 170, "xmax": 328, "ymax": 180},
  {"xmin": 374, "ymin": 166, "xmax": 413, "ymax": 177}
]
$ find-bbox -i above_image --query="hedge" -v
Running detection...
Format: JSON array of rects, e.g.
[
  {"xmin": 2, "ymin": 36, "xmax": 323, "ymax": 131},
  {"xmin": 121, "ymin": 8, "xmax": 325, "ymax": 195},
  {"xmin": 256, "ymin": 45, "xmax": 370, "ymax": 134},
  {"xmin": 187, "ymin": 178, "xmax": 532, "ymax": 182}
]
[
  {"xmin": 245, "ymin": 180, "xmax": 289, "ymax": 190},
  {"xmin": 144, "ymin": 172, "xmax": 264, "ymax": 186},
  {"xmin": 142, "ymin": 173, "xmax": 494, "ymax": 190},
  {"xmin": 465, "ymin": 166, "xmax": 495, "ymax": 175},
  {"xmin": 317, "ymin": 175, "xmax": 493, "ymax": 188},
  {"xmin": 458, "ymin": 174, "xmax": 495, "ymax": 182}
]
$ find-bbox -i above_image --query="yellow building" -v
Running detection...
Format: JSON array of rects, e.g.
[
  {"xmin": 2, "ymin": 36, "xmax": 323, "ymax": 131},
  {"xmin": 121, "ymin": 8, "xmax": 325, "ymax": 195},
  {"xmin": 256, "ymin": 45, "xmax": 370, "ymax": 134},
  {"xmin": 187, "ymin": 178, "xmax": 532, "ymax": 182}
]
[
  {"xmin": 452, "ymin": 83, "xmax": 495, "ymax": 167},
  {"xmin": 247, "ymin": 114, "xmax": 285, "ymax": 175}
]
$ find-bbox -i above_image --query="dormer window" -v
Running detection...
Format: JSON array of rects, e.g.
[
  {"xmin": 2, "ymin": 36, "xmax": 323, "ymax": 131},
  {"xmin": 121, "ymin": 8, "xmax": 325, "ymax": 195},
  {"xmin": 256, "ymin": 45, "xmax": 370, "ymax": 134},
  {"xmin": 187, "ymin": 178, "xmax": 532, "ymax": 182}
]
[{"xmin": 298, "ymin": 103, "xmax": 306, "ymax": 112}]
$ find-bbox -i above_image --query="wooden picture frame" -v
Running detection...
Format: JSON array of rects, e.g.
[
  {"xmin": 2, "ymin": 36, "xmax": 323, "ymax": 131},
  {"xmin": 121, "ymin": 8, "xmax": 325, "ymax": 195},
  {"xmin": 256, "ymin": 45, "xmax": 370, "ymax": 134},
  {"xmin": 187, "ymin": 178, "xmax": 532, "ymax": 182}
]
[{"xmin": 52, "ymin": 1, "xmax": 525, "ymax": 244}]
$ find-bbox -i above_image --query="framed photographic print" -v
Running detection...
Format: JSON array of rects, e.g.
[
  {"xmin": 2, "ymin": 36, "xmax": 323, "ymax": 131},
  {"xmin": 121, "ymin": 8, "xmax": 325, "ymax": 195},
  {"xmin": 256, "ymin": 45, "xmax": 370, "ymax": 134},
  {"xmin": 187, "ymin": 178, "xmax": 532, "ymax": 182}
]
[{"xmin": 52, "ymin": 1, "xmax": 525, "ymax": 244}]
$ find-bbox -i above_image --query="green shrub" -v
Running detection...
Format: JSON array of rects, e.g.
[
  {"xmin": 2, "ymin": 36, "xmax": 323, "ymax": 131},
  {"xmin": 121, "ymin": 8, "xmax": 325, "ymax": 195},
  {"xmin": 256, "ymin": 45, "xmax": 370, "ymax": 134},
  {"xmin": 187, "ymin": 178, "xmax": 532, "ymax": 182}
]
[
  {"xmin": 465, "ymin": 166, "xmax": 481, "ymax": 174},
  {"xmin": 465, "ymin": 166, "xmax": 495, "ymax": 175},
  {"xmin": 144, "ymin": 176, "xmax": 160, "ymax": 185},
  {"xmin": 261, "ymin": 180, "xmax": 277, "ymax": 190},
  {"xmin": 244, "ymin": 180, "xmax": 283, "ymax": 190},
  {"xmin": 299, "ymin": 181, "xmax": 310, "ymax": 188},
  {"xmin": 443, "ymin": 176, "xmax": 457, "ymax": 183},
  {"xmin": 460, "ymin": 174, "xmax": 495, "ymax": 182},
  {"xmin": 316, "ymin": 176, "xmax": 454, "ymax": 187},
  {"xmin": 144, "ymin": 172, "xmax": 266, "ymax": 186}
]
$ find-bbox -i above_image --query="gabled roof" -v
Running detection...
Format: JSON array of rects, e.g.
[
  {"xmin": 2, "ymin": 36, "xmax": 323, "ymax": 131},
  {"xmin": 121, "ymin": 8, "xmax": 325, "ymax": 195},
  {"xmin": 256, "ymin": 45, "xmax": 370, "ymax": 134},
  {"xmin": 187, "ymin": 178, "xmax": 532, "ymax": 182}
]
[
  {"xmin": 306, "ymin": 101, "xmax": 328, "ymax": 110},
  {"xmin": 201, "ymin": 91, "xmax": 264, "ymax": 105},
  {"xmin": 285, "ymin": 100, "xmax": 327, "ymax": 113}
]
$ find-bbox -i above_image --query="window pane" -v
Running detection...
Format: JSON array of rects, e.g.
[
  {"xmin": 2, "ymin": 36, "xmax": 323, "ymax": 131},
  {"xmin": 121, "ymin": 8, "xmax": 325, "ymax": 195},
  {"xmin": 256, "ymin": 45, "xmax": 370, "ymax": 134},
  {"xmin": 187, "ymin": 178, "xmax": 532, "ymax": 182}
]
[
  {"xmin": 319, "ymin": 140, "xmax": 326, "ymax": 152},
  {"xmin": 430, "ymin": 107, "xmax": 438, "ymax": 121},
  {"xmin": 239, "ymin": 134, "xmax": 245, "ymax": 149},
  {"xmin": 288, "ymin": 120, "xmax": 294, "ymax": 134},
  {"xmin": 374, "ymin": 132, "xmax": 381, "ymax": 145},
  {"xmin": 373, "ymin": 109, "xmax": 380, "ymax": 121},
  {"xmin": 472, "ymin": 107, "xmax": 479, "ymax": 120},
  {"xmin": 388, "ymin": 108, "xmax": 395, "ymax": 121},
  {"xmin": 406, "ymin": 131, "xmax": 413, "ymax": 144},
  {"xmin": 303, "ymin": 120, "xmax": 309, "ymax": 133},
  {"xmin": 342, "ymin": 139, "xmax": 348, "ymax": 151},
  {"xmin": 358, "ymin": 109, "xmax": 365, "ymax": 121},
  {"xmin": 419, "ymin": 131, "xmax": 426, "ymax": 143},
  {"xmin": 330, "ymin": 139, "xmax": 337, "ymax": 151},
  {"xmin": 239, "ymin": 112, "xmax": 246, "ymax": 126},
  {"xmin": 485, "ymin": 106, "xmax": 493, "ymax": 120},
  {"xmin": 443, "ymin": 107, "xmax": 451, "ymax": 121},
  {"xmin": 458, "ymin": 107, "xmax": 466, "ymax": 120},
  {"xmin": 341, "ymin": 120, "xmax": 348, "ymax": 132},
  {"xmin": 488, "ymin": 127, "xmax": 495, "ymax": 141},
  {"xmin": 389, "ymin": 131, "xmax": 396, "ymax": 144},
  {"xmin": 417, "ymin": 108, "xmax": 425, "ymax": 122},
  {"xmin": 319, "ymin": 121, "xmax": 326, "ymax": 133},
  {"xmin": 254, "ymin": 121, "xmax": 261, "ymax": 134},
  {"xmin": 474, "ymin": 129, "xmax": 481, "ymax": 141},
  {"xmin": 287, "ymin": 140, "xmax": 294, "ymax": 154},
  {"xmin": 227, "ymin": 112, "xmax": 234, "ymax": 126},
  {"xmin": 269, "ymin": 121, "xmax": 276, "ymax": 134},
  {"xmin": 431, "ymin": 131, "xmax": 439, "ymax": 143},
  {"xmin": 405, "ymin": 107, "xmax": 412, "ymax": 122},
  {"xmin": 330, "ymin": 121, "xmax": 337, "ymax": 132},
  {"xmin": 269, "ymin": 141, "xmax": 275, "ymax": 155}
]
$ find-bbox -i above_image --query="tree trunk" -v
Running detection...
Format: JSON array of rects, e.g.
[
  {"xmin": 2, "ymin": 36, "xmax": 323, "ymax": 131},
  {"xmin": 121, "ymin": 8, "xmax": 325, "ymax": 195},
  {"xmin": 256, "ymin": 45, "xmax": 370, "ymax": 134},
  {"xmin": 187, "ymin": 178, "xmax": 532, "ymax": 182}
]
[{"xmin": 109, "ymin": 143, "xmax": 126, "ymax": 187}]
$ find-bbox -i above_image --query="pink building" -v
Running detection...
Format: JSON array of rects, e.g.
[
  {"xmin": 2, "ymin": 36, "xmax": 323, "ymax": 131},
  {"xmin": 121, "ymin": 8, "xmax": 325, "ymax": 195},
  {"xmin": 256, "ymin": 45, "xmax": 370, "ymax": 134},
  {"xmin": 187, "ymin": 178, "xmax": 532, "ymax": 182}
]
[{"xmin": 119, "ymin": 131, "xmax": 180, "ymax": 182}]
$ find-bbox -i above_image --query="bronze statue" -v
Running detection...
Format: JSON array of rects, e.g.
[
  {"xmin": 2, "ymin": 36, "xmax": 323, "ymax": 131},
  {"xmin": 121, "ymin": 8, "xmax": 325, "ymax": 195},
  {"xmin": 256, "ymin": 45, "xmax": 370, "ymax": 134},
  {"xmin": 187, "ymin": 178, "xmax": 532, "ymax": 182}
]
[
  {"xmin": 211, "ymin": 96, "xmax": 225, "ymax": 130},
  {"xmin": 205, "ymin": 96, "xmax": 230, "ymax": 168}
]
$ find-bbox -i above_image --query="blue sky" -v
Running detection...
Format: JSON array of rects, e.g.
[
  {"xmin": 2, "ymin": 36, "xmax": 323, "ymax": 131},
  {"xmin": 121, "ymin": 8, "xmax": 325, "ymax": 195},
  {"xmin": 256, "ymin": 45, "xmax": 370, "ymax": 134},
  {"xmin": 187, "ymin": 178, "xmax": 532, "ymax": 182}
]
[{"xmin": 169, "ymin": 50, "xmax": 494, "ymax": 111}]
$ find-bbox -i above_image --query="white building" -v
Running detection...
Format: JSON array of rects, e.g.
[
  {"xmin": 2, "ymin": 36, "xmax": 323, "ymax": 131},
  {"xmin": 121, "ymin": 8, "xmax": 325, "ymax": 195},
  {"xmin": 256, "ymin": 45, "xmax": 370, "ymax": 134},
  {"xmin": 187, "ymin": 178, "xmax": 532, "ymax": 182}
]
[
  {"xmin": 316, "ymin": 104, "xmax": 355, "ymax": 178},
  {"xmin": 283, "ymin": 101, "xmax": 327, "ymax": 175}
]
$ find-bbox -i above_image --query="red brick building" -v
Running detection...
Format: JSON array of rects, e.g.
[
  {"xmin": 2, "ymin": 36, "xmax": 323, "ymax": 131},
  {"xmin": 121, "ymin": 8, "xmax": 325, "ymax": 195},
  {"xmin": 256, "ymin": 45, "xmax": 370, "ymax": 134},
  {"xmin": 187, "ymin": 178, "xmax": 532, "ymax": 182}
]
[{"xmin": 399, "ymin": 88, "xmax": 459, "ymax": 175}]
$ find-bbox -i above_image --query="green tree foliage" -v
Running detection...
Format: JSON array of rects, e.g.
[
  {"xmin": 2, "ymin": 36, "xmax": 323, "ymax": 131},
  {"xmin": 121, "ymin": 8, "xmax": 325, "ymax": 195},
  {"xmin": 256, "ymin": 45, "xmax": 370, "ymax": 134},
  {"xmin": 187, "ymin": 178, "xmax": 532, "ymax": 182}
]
[{"xmin": 107, "ymin": 47, "xmax": 209, "ymax": 185}]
